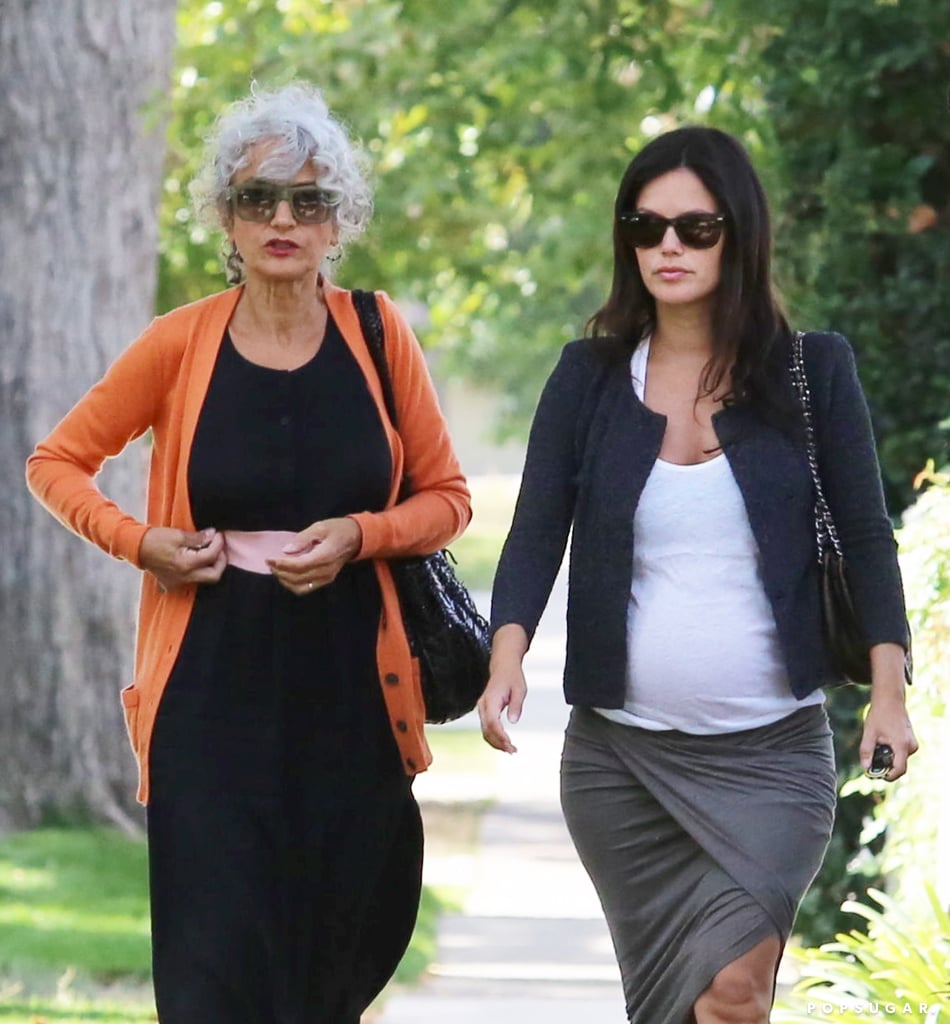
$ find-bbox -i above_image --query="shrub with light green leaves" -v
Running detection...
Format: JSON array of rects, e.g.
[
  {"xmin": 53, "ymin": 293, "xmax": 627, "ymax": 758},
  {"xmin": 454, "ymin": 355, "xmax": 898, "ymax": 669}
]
[
  {"xmin": 774, "ymin": 888, "xmax": 949, "ymax": 1023},
  {"xmin": 777, "ymin": 467, "xmax": 950, "ymax": 1021}
]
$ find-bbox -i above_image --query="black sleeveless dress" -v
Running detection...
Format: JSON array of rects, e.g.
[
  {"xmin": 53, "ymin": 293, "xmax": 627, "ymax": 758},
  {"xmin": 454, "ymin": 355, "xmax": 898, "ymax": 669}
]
[{"xmin": 147, "ymin": 318, "xmax": 422, "ymax": 1024}]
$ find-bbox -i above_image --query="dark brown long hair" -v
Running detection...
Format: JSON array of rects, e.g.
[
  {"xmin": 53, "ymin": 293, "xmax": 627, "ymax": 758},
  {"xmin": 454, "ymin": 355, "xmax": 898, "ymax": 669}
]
[{"xmin": 588, "ymin": 126, "xmax": 793, "ymax": 420}]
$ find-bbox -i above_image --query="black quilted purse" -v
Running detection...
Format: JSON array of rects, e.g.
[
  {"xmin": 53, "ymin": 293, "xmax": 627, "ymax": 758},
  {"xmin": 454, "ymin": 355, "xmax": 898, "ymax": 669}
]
[
  {"xmin": 790, "ymin": 332, "xmax": 911, "ymax": 686},
  {"xmin": 351, "ymin": 289, "xmax": 491, "ymax": 723}
]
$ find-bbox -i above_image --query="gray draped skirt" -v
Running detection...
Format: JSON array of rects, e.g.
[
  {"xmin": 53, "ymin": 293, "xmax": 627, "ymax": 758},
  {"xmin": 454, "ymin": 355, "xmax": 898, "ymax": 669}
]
[{"xmin": 560, "ymin": 705, "xmax": 836, "ymax": 1024}]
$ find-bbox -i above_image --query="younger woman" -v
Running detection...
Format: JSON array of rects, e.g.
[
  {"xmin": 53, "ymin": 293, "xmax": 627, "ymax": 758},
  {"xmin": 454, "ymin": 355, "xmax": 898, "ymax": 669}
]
[{"xmin": 479, "ymin": 126, "xmax": 916, "ymax": 1024}]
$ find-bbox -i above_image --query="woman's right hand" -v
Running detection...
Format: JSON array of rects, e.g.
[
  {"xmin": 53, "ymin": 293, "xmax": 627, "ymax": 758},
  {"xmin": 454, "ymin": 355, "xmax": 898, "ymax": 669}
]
[
  {"xmin": 478, "ymin": 665, "xmax": 527, "ymax": 753},
  {"xmin": 477, "ymin": 623, "xmax": 530, "ymax": 754},
  {"xmin": 139, "ymin": 527, "xmax": 226, "ymax": 592}
]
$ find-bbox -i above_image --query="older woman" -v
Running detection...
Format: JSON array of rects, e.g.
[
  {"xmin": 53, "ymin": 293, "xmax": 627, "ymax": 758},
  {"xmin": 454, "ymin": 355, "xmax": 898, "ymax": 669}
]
[{"xmin": 27, "ymin": 83, "xmax": 471, "ymax": 1024}]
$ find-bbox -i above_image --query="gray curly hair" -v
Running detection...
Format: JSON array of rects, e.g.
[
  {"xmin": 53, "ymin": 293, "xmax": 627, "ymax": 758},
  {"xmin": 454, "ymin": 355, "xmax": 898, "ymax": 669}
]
[{"xmin": 190, "ymin": 82, "xmax": 373, "ymax": 283}]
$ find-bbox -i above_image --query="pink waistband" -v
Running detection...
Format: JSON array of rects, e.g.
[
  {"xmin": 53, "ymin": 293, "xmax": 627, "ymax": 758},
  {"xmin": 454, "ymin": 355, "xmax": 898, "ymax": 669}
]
[{"xmin": 222, "ymin": 530, "xmax": 298, "ymax": 575}]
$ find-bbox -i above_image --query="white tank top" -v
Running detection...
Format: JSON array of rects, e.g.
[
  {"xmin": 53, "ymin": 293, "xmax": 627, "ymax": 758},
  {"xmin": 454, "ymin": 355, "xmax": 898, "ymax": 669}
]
[{"xmin": 595, "ymin": 341, "xmax": 823, "ymax": 733}]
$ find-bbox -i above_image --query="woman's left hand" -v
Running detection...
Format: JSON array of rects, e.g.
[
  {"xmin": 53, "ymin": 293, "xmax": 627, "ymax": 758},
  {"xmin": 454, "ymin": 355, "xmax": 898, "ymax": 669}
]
[
  {"xmin": 266, "ymin": 517, "xmax": 362, "ymax": 596},
  {"xmin": 859, "ymin": 643, "xmax": 919, "ymax": 781},
  {"xmin": 860, "ymin": 700, "xmax": 918, "ymax": 781}
]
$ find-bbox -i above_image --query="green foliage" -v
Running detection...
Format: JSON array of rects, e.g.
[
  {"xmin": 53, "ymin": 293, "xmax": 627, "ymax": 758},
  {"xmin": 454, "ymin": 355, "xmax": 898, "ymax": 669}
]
[
  {"xmin": 796, "ymin": 468, "xmax": 950, "ymax": 946},
  {"xmin": 162, "ymin": 0, "xmax": 950, "ymax": 500},
  {"xmin": 753, "ymin": 0, "xmax": 950, "ymax": 509},
  {"xmin": 774, "ymin": 887, "xmax": 950, "ymax": 1023},
  {"xmin": 716, "ymin": 0, "xmax": 950, "ymax": 943},
  {"xmin": 161, "ymin": 0, "xmax": 766, "ymax": 431},
  {"xmin": 788, "ymin": 469, "xmax": 950, "ymax": 995},
  {"xmin": 793, "ymin": 686, "xmax": 889, "ymax": 947},
  {"xmin": 864, "ymin": 466, "xmax": 950, "ymax": 908}
]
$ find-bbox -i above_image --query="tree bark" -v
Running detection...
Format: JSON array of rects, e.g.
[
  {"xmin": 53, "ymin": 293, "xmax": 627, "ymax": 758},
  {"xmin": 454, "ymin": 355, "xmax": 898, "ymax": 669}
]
[{"xmin": 0, "ymin": 1, "xmax": 176, "ymax": 832}]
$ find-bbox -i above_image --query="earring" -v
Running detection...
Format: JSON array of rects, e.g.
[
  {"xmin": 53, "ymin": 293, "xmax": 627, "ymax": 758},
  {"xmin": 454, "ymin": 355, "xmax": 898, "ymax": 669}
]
[{"xmin": 225, "ymin": 242, "xmax": 245, "ymax": 284}]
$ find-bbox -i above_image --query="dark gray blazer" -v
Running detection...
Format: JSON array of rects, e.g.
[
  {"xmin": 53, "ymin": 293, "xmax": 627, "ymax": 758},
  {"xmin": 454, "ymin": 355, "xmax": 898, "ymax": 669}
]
[{"xmin": 490, "ymin": 332, "xmax": 908, "ymax": 705}]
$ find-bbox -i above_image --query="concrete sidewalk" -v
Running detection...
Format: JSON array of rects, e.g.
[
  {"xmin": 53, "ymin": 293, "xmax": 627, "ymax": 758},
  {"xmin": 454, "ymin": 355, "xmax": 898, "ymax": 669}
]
[{"xmin": 375, "ymin": 581, "xmax": 627, "ymax": 1024}]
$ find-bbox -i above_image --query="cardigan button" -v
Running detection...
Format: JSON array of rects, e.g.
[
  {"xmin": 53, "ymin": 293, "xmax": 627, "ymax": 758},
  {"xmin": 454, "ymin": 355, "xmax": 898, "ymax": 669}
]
[
  {"xmin": 384, "ymin": 672, "xmax": 400, "ymax": 686},
  {"xmin": 396, "ymin": 720, "xmax": 408, "ymax": 733}
]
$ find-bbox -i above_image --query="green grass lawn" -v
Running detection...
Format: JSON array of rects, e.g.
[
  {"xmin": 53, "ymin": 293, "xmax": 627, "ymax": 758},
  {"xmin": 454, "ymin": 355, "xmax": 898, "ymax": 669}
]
[
  {"xmin": 446, "ymin": 531, "xmax": 504, "ymax": 591},
  {"xmin": 0, "ymin": 828, "xmax": 153, "ymax": 1022},
  {"xmin": 0, "ymin": 996, "xmax": 156, "ymax": 1023},
  {"xmin": 0, "ymin": 829, "xmax": 150, "ymax": 981},
  {"xmin": 446, "ymin": 474, "xmax": 518, "ymax": 591},
  {"xmin": 0, "ymin": 825, "xmax": 455, "ymax": 1023},
  {"xmin": 425, "ymin": 726, "xmax": 496, "ymax": 776}
]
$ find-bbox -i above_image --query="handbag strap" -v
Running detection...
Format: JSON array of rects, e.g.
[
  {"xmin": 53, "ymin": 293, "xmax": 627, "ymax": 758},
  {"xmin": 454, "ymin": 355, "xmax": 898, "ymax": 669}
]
[
  {"xmin": 789, "ymin": 331, "xmax": 842, "ymax": 560},
  {"xmin": 351, "ymin": 289, "xmax": 396, "ymax": 422},
  {"xmin": 350, "ymin": 288, "xmax": 413, "ymax": 502}
]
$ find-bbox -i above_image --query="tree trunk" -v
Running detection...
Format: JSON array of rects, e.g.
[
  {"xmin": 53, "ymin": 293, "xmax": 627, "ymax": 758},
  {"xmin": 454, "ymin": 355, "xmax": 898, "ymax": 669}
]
[{"xmin": 0, "ymin": 1, "xmax": 177, "ymax": 832}]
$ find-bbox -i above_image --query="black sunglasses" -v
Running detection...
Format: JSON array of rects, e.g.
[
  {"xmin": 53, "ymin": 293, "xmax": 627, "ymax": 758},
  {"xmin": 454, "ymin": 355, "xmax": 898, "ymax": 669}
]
[
  {"xmin": 225, "ymin": 180, "xmax": 340, "ymax": 225},
  {"xmin": 618, "ymin": 211, "xmax": 726, "ymax": 250}
]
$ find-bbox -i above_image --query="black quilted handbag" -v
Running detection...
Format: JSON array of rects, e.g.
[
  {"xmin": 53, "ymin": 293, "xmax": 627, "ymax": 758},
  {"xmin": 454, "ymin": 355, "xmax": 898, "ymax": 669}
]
[
  {"xmin": 790, "ymin": 332, "xmax": 911, "ymax": 686},
  {"xmin": 351, "ymin": 289, "xmax": 490, "ymax": 723}
]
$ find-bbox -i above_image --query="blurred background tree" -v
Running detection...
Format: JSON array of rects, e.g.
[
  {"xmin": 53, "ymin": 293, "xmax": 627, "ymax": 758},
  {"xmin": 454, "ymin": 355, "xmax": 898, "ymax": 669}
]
[
  {"xmin": 757, "ymin": 0, "xmax": 950, "ymax": 512},
  {"xmin": 1, "ymin": 0, "xmax": 177, "ymax": 832},
  {"xmin": 160, "ymin": 0, "xmax": 765, "ymax": 435},
  {"xmin": 161, "ymin": 0, "xmax": 949, "ymax": 510},
  {"xmin": 731, "ymin": 0, "xmax": 950, "ymax": 945}
]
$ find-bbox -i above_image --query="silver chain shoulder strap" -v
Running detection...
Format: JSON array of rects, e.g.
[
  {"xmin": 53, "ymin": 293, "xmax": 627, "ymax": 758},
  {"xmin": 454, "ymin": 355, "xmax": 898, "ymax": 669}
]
[{"xmin": 789, "ymin": 331, "xmax": 843, "ymax": 560}]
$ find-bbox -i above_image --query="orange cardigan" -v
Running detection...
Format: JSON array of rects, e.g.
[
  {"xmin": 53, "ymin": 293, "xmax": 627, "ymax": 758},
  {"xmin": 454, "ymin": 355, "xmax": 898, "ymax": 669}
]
[{"xmin": 26, "ymin": 282, "xmax": 472, "ymax": 803}]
